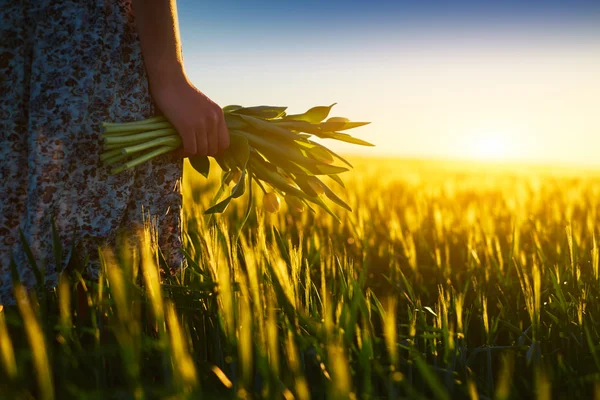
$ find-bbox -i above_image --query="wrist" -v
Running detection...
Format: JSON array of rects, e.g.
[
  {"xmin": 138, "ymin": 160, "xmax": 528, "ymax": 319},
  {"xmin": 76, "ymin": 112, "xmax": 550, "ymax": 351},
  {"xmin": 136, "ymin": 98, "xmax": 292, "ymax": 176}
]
[{"xmin": 146, "ymin": 60, "xmax": 187, "ymax": 92}]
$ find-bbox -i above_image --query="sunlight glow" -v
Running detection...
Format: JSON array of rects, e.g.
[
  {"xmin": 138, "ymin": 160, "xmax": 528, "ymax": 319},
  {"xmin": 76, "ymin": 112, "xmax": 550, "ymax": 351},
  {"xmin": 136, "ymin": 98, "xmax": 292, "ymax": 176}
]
[{"xmin": 469, "ymin": 134, "xmax": 512, "ymax": 160}]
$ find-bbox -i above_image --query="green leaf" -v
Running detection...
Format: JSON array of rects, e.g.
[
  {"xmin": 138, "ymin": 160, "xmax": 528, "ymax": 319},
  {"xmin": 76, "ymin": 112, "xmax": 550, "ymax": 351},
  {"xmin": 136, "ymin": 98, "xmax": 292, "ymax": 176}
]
[
  {"xmin": 319, "ymin": 121, "xmax": 370, "ymax": 132},
  {"xmin": 204, "ymin": 144, "xmax": 251, "ymax": 214},
  {"xmin": 221, "ymin": 170, "xmax": 233, "ymax": 184},
  {"xmin": 250, "ymin": 155, "xmax": 312, "ymax": 200},
  {"xmin": 293, "ymin": 140, "xmax": 353, "ymax": 169},
  {"xmin": 274, "ymin": 118, "xmax": 370, "ymax": 136},
  {"xmin": 254, "ymin": 148, "xmax": 308, "ymax": 175},
  {"xmin": 525, "ymin": 341, "xmax": 540, "ymax": 366},
  {"xmin": 206, "ymin": 196, "xmax": 235, "ymax": 216},
  {"xmin": 301, "ymin": 198, "xmax": 317, "ymax": 214},
  {"xmin": 586, "ymin": 327, "xmax": 600, "ymax": 370},
  {"xmin": 328, "ymin": 174, "xmax": 346, "ymax": 188},
  {"xmin": 273, "ymin": 227, "xmax": 292, "ymax": 267},
  {"xmin": 234, "ymin": 105, "xmax": 287, "ymax": 119},
  {"xmin": 305, "ymin": 146, "xmax": 335, "ymax": 164},
  {"xmin": 204, "ymin": 169, "xmax": 247, "ymax": 214},
  {"xmin": 231, "ymin": 130, "xmax": 323, "ymax": 170},
  {"xmin": 284, "ymin": 103, "xmax": 337, "ymax": 123},
  {"xmin": 9, "ymin": 254, "xmax": 20, "ymax": 284},
  {"xmin": 231, "ymin": 174, "xmax": 247, "ymax": 199},
  {"xmin": 234, "ymin": 169, "xmax": 254, "ymax": 239},
  {"xmin": 423, "ymin": 306, "xmax": 437, "ymax": 316},
  {"xmin": 223, "ymin": 105, "xmax": 244, "ymax": 113},
  {"xmin": 19, "ymin": 229, "xmax": 43, "ymax": 287},
  {"xmin": 272, "ymin": 120, "xmax": 322, "ymax": 134},
  {"xmin": 214, "ymin": 155, "xmax": 230, "ymax": 172},
  {"xmin": 321, "ymin": 132, "xmax": 375, "ymax": 147},
  {"xmin": 238, "ymin": 115, "xmax": 300, "ymax": 141},
  {"xmin": 314, "ymin": 164, "xmax": 349, "ymax": 175},
  {"xmin": 322, "ymin": 183, "xmax": 352, "ymax": 211},
  {"xmin": 189, "ymin": 155, "xmax": 210, "ymax": 178},
  {"xmin": 224, "ymin": 134, "xmax": 250, "ymax": 167},
  {"xmin": 311, "ymin": 142, "xmax": 354, "ymax": 168},
  {"xmin": 309, "ymin": 196, "xmax": 342, "ymax": 223},
  {"xmin": 224, "ymin": 113, "xmax": 248, "ymax": 130},
  {"xmin": 410, "ymin": 347, "xmax": 450, "ymax": 400},
  {"xmin": 207, "ymin": 181, "xmax": 228, "ymax": 211},
  {"xmin": 293, "ymin": 175, "xmax": 320, "ymax": 197},
  {"xmin": 326, "ymin": 117, "xmax": 349, "ymax": 122}
]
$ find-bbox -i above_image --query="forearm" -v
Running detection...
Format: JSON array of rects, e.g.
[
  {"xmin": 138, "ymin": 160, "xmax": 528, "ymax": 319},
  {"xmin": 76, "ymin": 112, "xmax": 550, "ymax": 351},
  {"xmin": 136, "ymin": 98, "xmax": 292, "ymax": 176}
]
[
  {"xmin": 132, "ymin": 0, "xmax": 186, "ymax": 89},
  {"xmin": 131, "ymin": 0, "xmax": 230, "ymax": 157}
]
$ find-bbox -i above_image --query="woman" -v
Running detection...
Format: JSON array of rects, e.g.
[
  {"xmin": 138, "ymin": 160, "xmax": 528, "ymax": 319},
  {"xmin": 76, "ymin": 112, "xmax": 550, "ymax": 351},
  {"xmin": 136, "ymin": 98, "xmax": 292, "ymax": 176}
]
[{"xmin": 0, "ymin": 0, "xmax": 228, "ymax": 304}]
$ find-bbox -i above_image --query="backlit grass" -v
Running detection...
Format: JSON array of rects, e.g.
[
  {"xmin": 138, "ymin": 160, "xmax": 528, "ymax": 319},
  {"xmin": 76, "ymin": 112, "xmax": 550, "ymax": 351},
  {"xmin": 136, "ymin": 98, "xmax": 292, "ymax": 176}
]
[{"xmin": 2, "ymin": 157, "xmax": 600, "ymax": 399}]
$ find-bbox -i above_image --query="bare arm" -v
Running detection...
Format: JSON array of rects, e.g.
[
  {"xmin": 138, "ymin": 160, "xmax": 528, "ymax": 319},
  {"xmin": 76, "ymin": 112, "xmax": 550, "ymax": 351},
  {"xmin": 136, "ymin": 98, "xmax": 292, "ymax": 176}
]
[
  {"xmin": 132, "ymin": 0, "xmax": 184, "ymax": 87},
  {"xmin": 132, "ymin": 0, "xmax": 229, "ymax": 156}
]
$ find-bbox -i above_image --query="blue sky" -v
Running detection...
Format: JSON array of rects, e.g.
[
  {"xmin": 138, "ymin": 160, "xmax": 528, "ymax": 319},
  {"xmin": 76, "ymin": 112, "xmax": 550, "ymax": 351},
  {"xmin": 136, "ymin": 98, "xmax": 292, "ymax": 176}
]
[
  {"xmin": 179, "ymin": 1, "xmax": 598, "ymax": 44},
  {"xmin": 177, "ymin": 0, "xmax": 600, "ymax": 42},
  {"xmin": 176, "ymin": 0, "xmax": 600, "ymax": 164}
]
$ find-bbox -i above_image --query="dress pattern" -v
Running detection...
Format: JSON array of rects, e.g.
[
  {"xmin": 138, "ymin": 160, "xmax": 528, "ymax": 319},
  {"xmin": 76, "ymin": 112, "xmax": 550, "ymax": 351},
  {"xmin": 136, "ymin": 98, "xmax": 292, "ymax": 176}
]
[{"xmin": 0, "ymin": 0, "xmax": 184, "ymax": 304}]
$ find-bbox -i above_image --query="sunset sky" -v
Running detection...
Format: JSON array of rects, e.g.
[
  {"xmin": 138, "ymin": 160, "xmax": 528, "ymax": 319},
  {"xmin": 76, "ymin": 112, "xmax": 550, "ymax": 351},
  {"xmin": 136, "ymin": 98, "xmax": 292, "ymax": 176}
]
[{"xmin": 176, "ymin": 0, "xmax": 600, "ymax": 166}]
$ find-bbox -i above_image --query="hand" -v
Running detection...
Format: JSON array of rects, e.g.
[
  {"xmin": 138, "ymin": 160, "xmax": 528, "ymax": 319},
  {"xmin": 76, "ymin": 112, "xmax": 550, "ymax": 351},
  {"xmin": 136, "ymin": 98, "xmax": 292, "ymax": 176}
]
[{"xmin": 150, "ymin": 74, "xmax": 230, "ymax": 158}]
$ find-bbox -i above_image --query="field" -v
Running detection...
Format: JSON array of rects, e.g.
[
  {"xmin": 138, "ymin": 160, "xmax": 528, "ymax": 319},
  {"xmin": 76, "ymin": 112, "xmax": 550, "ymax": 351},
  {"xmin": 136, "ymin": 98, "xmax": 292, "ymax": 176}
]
[{"xmin": 3, "ymin": 157, "xmax": 600, "ymax": 399}]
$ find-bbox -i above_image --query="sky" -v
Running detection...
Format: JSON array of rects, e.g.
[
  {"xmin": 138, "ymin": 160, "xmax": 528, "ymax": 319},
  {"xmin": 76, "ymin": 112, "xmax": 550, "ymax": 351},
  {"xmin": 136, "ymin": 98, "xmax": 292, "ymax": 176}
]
[{"xmin": 176, "ymin": 0, "xmax": 600, "ymax": 166}]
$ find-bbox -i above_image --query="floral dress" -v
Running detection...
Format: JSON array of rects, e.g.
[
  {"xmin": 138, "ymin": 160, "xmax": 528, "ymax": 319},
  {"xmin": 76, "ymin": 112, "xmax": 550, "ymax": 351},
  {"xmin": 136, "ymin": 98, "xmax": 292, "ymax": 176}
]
[{"xmin": 0, "ymin": 0, "xmax": 184, "ymax": 304}]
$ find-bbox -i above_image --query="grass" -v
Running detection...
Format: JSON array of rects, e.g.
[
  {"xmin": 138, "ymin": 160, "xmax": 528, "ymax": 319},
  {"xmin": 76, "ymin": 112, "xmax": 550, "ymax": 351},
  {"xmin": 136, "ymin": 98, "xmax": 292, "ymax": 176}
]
[{"xmin": 3, "ymin": 156, "xmax": 600, "ymax": 399}]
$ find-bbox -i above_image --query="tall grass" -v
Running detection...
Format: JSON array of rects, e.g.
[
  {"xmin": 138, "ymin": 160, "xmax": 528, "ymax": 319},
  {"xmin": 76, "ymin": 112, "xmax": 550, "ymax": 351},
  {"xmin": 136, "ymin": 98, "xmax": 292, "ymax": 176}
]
[{"xmin": 2, "ymin": 158, "xmax": 600, "ymax": 398}]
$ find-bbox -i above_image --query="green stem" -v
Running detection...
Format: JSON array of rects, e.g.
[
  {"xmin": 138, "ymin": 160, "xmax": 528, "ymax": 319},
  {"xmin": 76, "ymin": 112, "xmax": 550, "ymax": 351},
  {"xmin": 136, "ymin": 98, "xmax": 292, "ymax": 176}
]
[
  {"xmin": 103, "ymin": 121, "xmax": 173, "ymax": 134},
  {"xmin": 101, "ymin": 115, "xmax": 167, "ymax": 128},
  {"xmin": 111, "ymin": 145, "xmax": 175, "ymax": 174},
  {"xmin": 100, "ymin": 148, "xmax": 124, "ymax": 161},
  {"xmin": 101, "ymin": 130, "xmax": 149, "ymax": 137},
  {"xmin": 103, "ymin": 129, "xmax": 177, "ymax": 145},
  {"xmin": 121, "ymin": 136, "xmax": 181, "ymax": 156},
  {"xmin": 252, "ymin": 173, "xmax": 268, "ymax": 194},
  {"xmin": 204, "ymin": 180, "xmax": 229, "ymax": 227},
  {"xmin": 235, "ymin": 170, "xmax": 254, "ymax": 242},
  {"xmin": 104, "ymin": 143, "xmax": 127, "ymax": 150},
  {"xmin": 103, "ymin": 153, "xmax": 129, "ymax": 166}
]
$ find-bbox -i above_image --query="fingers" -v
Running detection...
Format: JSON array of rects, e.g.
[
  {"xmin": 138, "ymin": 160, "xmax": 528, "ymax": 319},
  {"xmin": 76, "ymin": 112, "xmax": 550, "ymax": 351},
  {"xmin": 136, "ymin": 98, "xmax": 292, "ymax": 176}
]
[
  {"xmin": 195, "ymin": 122, "xmax": 208, "ymax": 156},
  {"xmin": 217, "ymin": 112, "xmax": 230, "ymax": 153},
  {"xmin": 179, "ymin": 126, "xmax": 197, "ymax": 156},
  {"xmin": 206, "ymin": 112, "xmax": 219, "ymax": 156},
  {"xmin": 176, "ymin": 120, "xmax": 214, "ymax": 158},
  {"xmin": 169, "ymin": 102, "xmax": 228, "ymax": 158},
  {"xmin": 206, "ymin": 107, "xmax": 227, "ymax": 156}
]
